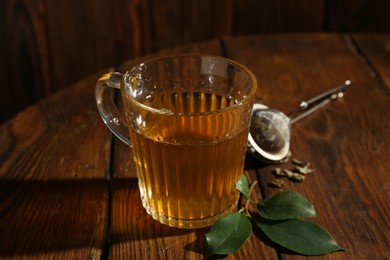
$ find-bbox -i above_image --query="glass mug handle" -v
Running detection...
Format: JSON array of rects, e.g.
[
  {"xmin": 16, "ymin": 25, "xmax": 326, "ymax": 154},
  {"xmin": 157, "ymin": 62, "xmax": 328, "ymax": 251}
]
[{"xmin": 95, "ymin": 72, "xmax": 132, "ymax": 146}]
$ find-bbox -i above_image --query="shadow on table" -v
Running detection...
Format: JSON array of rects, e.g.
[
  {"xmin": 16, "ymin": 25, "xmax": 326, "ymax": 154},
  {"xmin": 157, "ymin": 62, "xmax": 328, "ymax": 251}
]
[
  {"xmin": 244, "ymin": 151, "xmax": 269, "ymax": 170},
  {"xmin": 109, "ymin": 178, "xmax": 209, "ymax": 257},
  {"xmin": 0, "ymin": 177, "xmax": 205, "ymax": 258},
  {"xmin": 0, "ymin": 178, "xmax": 109, "ymax": 258},
  {"xmin": 0, "ymin": 156, "xmax": 270, "ymax": 258},
  {"xmin": 108, "ymin": 155, "xmax": 271, "ymax": 258},
  {"xmin": 110, "ymin": 178, "xmax": 194, "ymax": 238}
]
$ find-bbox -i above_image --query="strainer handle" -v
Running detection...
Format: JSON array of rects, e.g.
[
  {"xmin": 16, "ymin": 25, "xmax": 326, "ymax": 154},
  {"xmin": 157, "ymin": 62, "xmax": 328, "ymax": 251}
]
[{"xmin": 289, "ymin": 80, "xmax": 351, "ymax": 124}]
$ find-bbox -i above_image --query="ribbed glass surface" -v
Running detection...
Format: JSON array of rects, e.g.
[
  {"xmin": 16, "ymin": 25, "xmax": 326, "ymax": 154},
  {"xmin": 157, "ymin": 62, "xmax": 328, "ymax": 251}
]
[{"xmin": 126, "ymin": 91, "xmax": 249, "ymax": 228}]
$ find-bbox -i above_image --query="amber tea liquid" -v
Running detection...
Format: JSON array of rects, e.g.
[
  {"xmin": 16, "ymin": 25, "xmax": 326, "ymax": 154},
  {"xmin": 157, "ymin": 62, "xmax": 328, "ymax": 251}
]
[{"xmin": 125, "ymin": 91, "xmax": 251, "ymax": 228}]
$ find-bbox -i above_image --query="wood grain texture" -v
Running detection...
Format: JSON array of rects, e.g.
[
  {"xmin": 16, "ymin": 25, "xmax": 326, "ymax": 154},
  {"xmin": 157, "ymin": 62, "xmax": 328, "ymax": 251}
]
[
  {"xmin": 1, "ymin": 33, "xmax": 389, "ymax": 259},
  {"xmin": 45, "ymin": 1, "xmax": 118, "ymax": 91},
  {"xmin": 0, "ymin": 0, "xmax": 52, "ymax": 122},
  {"xmin": 107, "ymin": 34, "xmax": 390, "ymax": 258},
  {"xmin": 0, "ymin": 72, "xmax": 112, "ymax": 259},
  {"xmin": 233, "ymin": 0, "xmax": 326, "ymax": 34},
  {"xmin": 223, "ymin": 34, "xmax": 390, "ymax": 259},
  {"xmin": 352, "ymin": 33, "xmax": 390, "ymax": 89},
  {"xmin": 2, "ymin": 0, "xmax": 389, "ymax": 124},
  {"xmin": 326, "ymin": 0, "xmax": 390, "ymax": 32}
]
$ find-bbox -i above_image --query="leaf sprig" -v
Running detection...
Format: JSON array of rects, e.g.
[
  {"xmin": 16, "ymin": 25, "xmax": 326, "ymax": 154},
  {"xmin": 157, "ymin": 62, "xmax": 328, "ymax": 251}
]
[{"xmin": 205, "ymin": 175, "xmax": 345, "ymax": 257}]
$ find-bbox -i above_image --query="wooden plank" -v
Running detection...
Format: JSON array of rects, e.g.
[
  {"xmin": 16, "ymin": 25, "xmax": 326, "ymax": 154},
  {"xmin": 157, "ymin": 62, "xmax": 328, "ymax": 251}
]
[
  {"xmin": 108, "ymin": 39, "xmax": 278, "ymax": 259},
  {"xmin": 352, "ymin": 33, "xmax": 390, "ymax": 90},
  {"xmin": 0, "ymin": 72, "xmax": 112, "ymax": 258},
  {"xmin": 139, "ymin": 0, "xmax": 181, "ymax": 52},
  {"xmin": 223, "ymin": 33, "xmax": 390, "ymax": 259}
]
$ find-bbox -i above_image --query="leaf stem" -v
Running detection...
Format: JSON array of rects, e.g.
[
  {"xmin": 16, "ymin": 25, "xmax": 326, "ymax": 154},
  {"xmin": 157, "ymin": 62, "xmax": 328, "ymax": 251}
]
[{"xmin": 245, "ymin": 180, "xmax": 258, "ymax": 214}]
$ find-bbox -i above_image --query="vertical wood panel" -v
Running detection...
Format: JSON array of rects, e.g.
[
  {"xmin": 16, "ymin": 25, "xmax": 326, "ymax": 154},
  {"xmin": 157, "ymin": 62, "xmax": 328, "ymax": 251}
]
[
  {"xmin": 144, "ymin": 0, "xmax": 182, "ymax": 51},
  {"xmin": 0, "ymin": 0, "xmax": 51, "ymax": 123},
  {"xmin": 113, "ymin": 0, "xmax": 144, "ymax": 59},
  {"xmin": 1, "ymin": 0, "xmax": 389, "ymax": 124},
  {"xmin": 326, "ymin": 0, "xmax": 390, "ymax": 32},
  {"xmin": 180, "ymin": 0, "xmax": 233, "ymax": 44},
  {"xmin": 45, "ymin": 0, "xmax": 147, "ymax": 91},
  {"xmin": 45, "ymin": 1, "xmax": 117, "ymax": 90},
  {"xmin": 233, "ymin": 0, "xmax": 326, "ymax": 34},
  {"xmin": 145, "ymin": 0, "xmax": 233, "ymax": 52}
]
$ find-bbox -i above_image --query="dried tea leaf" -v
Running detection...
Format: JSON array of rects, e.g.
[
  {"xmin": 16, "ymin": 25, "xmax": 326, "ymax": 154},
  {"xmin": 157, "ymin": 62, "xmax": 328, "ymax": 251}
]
[
  {"xmin": 295, "ymin": 165, "xmax": 315, "ymax": 175},
  {"xmin": 270, "ymin": 179, "xmax": 285, "ymax": 188},
  {"xmin": 284, "ymin": 169, "xmax": 295, "ymax": 178},
  {"xmin": 292, "ymin": 158, "xmax": 304, "ymax": 166},
  {"xmin": 282, "ymin": 169, "xmax": 306, "ymax": 181},
  {"xmin": 273, "ymin": 168, "xmax": 284, "ymax": 176},
  {"xmin": 292, "ymin": 174, "xmax": 306, "ymax": 181}
]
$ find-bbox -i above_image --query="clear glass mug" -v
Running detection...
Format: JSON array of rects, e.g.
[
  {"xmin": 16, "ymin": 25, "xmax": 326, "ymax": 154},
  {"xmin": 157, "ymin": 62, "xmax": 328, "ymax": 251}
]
[{"xmin": 95, "ymin": 54, "xmax": 257, "ymax": 228}]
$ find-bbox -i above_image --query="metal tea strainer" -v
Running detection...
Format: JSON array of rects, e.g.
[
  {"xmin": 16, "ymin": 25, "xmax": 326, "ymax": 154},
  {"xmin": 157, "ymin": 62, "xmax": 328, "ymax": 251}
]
[{"xmin": 247, "ymin": 80, "xmax": 351, "ymax": 162}]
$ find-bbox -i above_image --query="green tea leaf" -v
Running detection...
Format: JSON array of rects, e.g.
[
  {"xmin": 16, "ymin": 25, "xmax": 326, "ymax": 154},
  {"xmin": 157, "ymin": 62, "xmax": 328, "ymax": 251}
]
[
  {"xmin": 206, "ymin": 212, "xmax": 252, "ymax": 256},
  {"xmin": 235, "ymin": 175, "xmax": 251, "ymax": 200},
  {"xmin": 258, "ymin": 191, "xmax": 315, "ymax": 220},
  {"xmin": 256, "ymin": 219, "xmax": 345, "ymax": 255}
]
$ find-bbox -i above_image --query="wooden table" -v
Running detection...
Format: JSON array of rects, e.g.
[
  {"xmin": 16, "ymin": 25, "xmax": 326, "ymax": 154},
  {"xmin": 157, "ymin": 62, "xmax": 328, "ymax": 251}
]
[{"xmin": 1, "ymin": 33, "xmax": 389, "ymax": 259}]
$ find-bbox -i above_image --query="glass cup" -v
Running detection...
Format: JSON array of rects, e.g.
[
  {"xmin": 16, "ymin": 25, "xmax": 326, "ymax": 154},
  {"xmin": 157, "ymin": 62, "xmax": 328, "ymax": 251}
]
[{"xmin": 95, "ymin": 54, "xmax": 257, "ymax": 228}]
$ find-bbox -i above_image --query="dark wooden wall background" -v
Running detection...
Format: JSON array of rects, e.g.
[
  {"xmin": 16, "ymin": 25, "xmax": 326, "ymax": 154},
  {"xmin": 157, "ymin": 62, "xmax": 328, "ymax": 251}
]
[{"xmin": 1, "ymin": 0, "xmax": 389, "ymax": 123}]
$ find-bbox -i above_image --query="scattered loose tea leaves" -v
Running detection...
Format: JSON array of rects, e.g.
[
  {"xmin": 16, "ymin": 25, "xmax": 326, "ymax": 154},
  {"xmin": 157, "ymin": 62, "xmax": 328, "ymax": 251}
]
[
  {"xmin": 273, "ymin": 168, "xmax": 283, "ymax": 176},
  {"xmin": 294, "ymin": 163, "xmax": 315, "ymax": 175},
  {"xmin": 292, "ymin": 158, "xmax": 304, "ymax": 166},
  {"xmin": 269, "ymin": 154, "xmax": 314, "ymax": 186},
  {"xmin": 284, "ymin": 169, "xmax": 295, "ymax": 178},
  {"xmin": 270, "ymin": 179, "xmax": 285, "ymax": 188}
]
